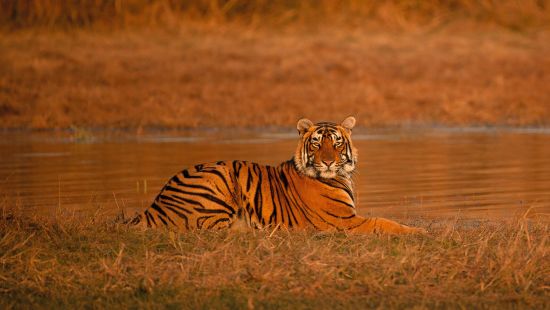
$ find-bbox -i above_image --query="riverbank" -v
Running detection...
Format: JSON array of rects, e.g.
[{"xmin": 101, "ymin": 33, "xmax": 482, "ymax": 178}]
[{"xmin": 1, "ymin": 28, "xmax": 549, "ymax": 130}]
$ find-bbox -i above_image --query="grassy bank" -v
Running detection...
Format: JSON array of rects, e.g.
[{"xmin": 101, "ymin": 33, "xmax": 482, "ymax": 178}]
[
  {"xmin": 2, "ymin": 0, "xmax": 550, "ymax": 31},
  {"xmin": 1, "ymin": 1, "xmax": 550, "ymax": 130},
  {"xmin": 1, "ymin": 29, "xmax": 549, "ymax": 130},
  {"xmin": 0, "ymin": 209, "xmax": 548, "ymax": 308}
]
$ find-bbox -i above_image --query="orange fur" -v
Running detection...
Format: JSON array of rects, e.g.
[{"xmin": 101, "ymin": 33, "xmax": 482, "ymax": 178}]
[{"xmin": 131, "ymin": 117, "xmax": 425, "ymax": 234}]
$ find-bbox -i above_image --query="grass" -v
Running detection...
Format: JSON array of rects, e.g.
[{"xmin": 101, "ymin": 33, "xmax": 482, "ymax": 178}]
[
  {"xmin": 0, "ymin": 207, "xmax": 548, "ymax": 308},
  {"xmin": 2, "ymin": 0, "xmax": 550, "ymax": 31},
  {"xmin": 1, "ymin": 1, "xmax": 550, "ymax": 130},
  {"xmin": 1, "ymin": 29, "xmax": 549, "ymax": 130}
]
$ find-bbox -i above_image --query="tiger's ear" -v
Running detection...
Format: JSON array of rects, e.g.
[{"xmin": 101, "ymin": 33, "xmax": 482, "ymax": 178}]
[
  {"xmin": 341, "ymin": 116, "xmax": 356, "ymax": 132},
  {"xmin": 297, "ymin": 118, "xmax": 314, "ymax": 135}
]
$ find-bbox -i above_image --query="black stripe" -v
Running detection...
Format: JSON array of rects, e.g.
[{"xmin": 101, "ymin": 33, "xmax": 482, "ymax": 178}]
[
  {"xmin": 246, "ymin": 166, "xmax": 253, "ymax": 192},
  {"xmin": 144, "ymin": 211, "xmax": 152, "ymax": 227},
  {"xmin": 252, "ymin": 165, "xmax": 264, "ymax": 224},
  {"xmin": 286, "ymin": 177, "xmax": 320, "ymax": 229},
  {"xmin": 129, "ymin": 214, "xmax": 142, "ymax": 225},
  {"xmin": 164, "ymin": 184, "xmax": 192, "ymax": 195},
  {"xmin": 282, "ymin": 194, "xmax": 298, "ymax": 227},
  {"xmin": 337, "ymin": 179, "xmax": 355, "ymax": 202},
  {"xmin": 158, "ymin": 195, "xmax": 193, "ymax": 213},
  {"xmin": 166, "ymin": 186, "xmax": 235, "ymax": 214},
  {"xmin": 318, "ymin": 178, "xmax": 354, "ymax": 202},
  {"xmin": 157, "ymin": 213, "xmax": 168, "ymax": 226},
  {"xmin": 208, "ymin": 217, "xmax": 230, "ymax": 229},
  {"xmin": 159, "ymin": 193, "xmax": 202, "ymax": 211},
  {"xmin": 145, "ymin": 210, "xmax": 157, "ymax": 226},
  {"xmin": 160, "ymin": 198, "xmax": 200, "ymax": 214},
  {"xmin": 151, "ymin": 202, "xmax": 177, "ymax": 226},
  {"xmin": 194, "ymin": 192, "xmax": 236, "ymax": 214},
  {"xmin": 172, "ymin": 176, "xmax": 216, "ymax": 194},
  {"xmin": 166, "ymin": 189, "xmax": 235, "ymax": 214},
  {"xmin": 162, "ymin": 205, "xmax": 190, "ymax": 229},
  {"xmin": 232, "ymin": 160, "xmax": 241, "ymax": 178},
  {"xmin": 282, "ymin": 167, "xmax": 331, "ymax": 230},
  {"xmin": 279, "ymin": 170, "xmax": 289, "ymax": 188},
  {"xmin": 283, "ymin": 179, "xmax": 305, "ymax": 217},
  {"xmin": 347, "ymin": 217, "xmax": 369, "ymax": 230},
  {"xmin": 194, "ymin": 208, "xmax": 230, "ymax": 214},
  {"xmin": 267, "ymin": 168, "xmax": 278, "ymax": 224},
  {"xmin": 196, "ymin": 215, "xmax": 213, "ymax": 229},
  {"xmin": 182, "ymin": 169, "xmax": 202, "ymax": 179},
  {"xmin": 323, "ymin": 209, "xmax": 355, "ymax": 220},
  {"xmin": 161, "ymin": 211, "xmax": 177, "ymax": 226},
  {"xmin": 200, "ymin": 169, "xmax": 232, "ymax": 193},
  {"xmin": 320, "ymin": 194, "xmax": 355, "ymax": 208},
  {"xmin": 245, "ymin": 202, "xmax": 253, "ymax": 217},
  {"xmin": 274, "ymin": 168, "xmax": 296, "ymax": 227},
  {"xmin": 293, "ymin": 197, "xmax": 339, "ymax": 229},
  {"xmin": 151, "ymin": 202, "xmax": 169, "ymax": 218}
]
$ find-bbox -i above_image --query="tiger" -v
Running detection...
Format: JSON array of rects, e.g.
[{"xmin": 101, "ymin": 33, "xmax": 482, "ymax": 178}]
[{"xmin": 129, "ymin": 116, "xmax": 425, "ymax": 234}]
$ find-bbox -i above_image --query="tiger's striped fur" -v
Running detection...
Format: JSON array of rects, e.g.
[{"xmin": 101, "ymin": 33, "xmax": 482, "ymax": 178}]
[{"xmin": 130, "ymin": 117, "xmax": 424, "ymax": 234}]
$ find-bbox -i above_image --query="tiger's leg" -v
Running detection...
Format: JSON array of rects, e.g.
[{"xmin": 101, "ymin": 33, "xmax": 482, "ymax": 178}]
[{"xmin": 342, "ymin": 216, "xmax": 426, "ymax": 234}]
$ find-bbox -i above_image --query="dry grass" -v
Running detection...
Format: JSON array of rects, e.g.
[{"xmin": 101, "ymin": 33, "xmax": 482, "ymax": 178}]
[
  {"xmin": 1, "ymin": 29, "xmax": 549, "ymax": 130},
  {"xmin": 1, "ymin": 1, "xmax": 550, "ymax": 130},
  {"xmin": 2, "ymin": 0, "xmax": 550, "ymax": 31},
  {"xmin": 0, "ymin": 207, "xmax": 548, "ymax": 308}
]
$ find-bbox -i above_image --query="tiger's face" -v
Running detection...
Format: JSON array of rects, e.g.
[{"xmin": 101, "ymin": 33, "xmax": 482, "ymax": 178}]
[{"xmin": 294, "ymin": 116, "xmax": 358, "ymax": 179}]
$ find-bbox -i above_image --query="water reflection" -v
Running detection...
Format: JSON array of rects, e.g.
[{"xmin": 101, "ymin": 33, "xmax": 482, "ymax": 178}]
[{"xmin": 0, "ymin": 129, "xmax": 548, "ymax": 219}]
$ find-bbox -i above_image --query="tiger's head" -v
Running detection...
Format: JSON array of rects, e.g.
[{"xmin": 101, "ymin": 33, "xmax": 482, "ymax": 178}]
[{"xmin": 294, "ymin": 116, "xmax": 358, "ymax": 179}]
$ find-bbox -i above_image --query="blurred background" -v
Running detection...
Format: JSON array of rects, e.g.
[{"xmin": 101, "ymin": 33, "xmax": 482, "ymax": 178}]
[
  {"xmin": 1, "ymin": 1, "xmax": 550, "ymax": 219},
  {"xmin": 1, "ymin": 0, "xmax": 549, "ymax": 129}
]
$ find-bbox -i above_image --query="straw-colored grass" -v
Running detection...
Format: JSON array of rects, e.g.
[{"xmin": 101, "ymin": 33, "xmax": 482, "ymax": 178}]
[
  {"xmin": 1, "ymin": 28, "xmax": 549, "ymax": 129},
  {"xmin": 0, "ymin": 207, "xmax": 548, "ymax": 308},
  {"xmin": 1, "ymin": 1, "xmax": 550, "ymax": 130},
  {"xmin": 2, "ymin": 0, "xmax": 550, "ymax": 31}
]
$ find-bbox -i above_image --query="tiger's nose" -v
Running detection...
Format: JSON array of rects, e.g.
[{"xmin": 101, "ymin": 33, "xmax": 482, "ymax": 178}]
[{"xmin": 322, "ymin": 160, "xmax": 334, "ymax": 167}]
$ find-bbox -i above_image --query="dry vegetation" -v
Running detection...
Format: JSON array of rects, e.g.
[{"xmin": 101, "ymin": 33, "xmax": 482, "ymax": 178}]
[
  {"xmin": 1, "ymin": 29, "xmax": 549, "ymax": 129},
  {"xmin": 0, "ymin": 208, "xmax": 548, "ymax": 308},
  {"xmin": 2, "ymin": 0, "xmax": 550, "ymax": 30},
  {"xmin": 1, "ymin": 1, "xmax": 550, "ymax": 129}
]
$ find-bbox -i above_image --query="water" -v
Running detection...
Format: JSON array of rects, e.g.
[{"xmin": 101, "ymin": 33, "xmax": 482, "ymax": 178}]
[{"xmin": 1, "ymin": 128, "xmax": 549, "ymax": 220}]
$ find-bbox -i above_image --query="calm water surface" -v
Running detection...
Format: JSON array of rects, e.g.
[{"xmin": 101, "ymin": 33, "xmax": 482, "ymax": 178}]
[{"xmin": 1, "ymin": 128, "xmax": 549, "ymax": 220}]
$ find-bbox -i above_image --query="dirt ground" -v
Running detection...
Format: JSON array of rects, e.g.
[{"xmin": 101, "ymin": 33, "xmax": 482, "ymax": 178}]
[{"xmin": 1, "ymin": 28, "xmax": 549, "ymax": 129}]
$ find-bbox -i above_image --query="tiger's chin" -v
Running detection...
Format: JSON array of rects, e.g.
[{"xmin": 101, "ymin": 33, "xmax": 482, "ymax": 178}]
[{"xmin": 319, "ymin": 170, "xmax": 338, "ymax": 179}]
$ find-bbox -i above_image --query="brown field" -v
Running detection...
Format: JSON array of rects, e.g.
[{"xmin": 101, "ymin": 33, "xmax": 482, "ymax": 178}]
[
  {"xmin": 0, "ymin": 208, "xmax": 548, "ymax": 308},
  {"xmin": 3, "ymin": 0, "xmax": 550, "ymax": 30},
  {"xmin": 1, "ymin": 29, "xmax": 549, "ymax": 130},
  {"xmin": 1, "ymin": 1, "xmax": 550, "ymax": 130}
]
